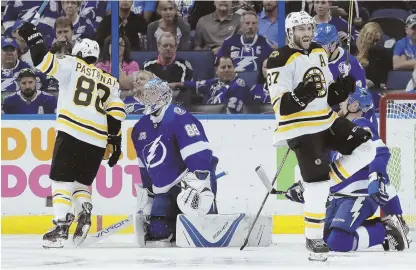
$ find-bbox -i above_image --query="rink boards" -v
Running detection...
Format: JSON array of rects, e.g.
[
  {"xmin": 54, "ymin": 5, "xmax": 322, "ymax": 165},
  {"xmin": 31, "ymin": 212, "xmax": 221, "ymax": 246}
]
[{"xmin": 2, "ymin": 114, "xmax": 405, "ymax": 235}]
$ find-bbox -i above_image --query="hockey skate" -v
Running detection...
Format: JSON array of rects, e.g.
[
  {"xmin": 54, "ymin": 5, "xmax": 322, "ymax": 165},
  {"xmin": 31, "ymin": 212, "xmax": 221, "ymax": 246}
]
[
  {"xmin": 381, "ymin": 215, "xmax": 408, "ymax": 251},
  {"xmin": 73, "ymin": 202, "xmax": 93, "ymax": 247},
  {"xmin": 42, "ymin": 213, "xmax": 75, "ymax": 248},
  {"xmin": 306, "ymin": 238, "xmax": 329, "ymax": 262}
]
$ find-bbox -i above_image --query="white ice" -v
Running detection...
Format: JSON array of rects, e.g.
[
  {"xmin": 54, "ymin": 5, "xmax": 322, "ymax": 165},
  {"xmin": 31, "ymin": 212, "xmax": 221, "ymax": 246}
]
[{"xmin": 2, "ymin": 234, "xmax": 415, "ymax": 270}]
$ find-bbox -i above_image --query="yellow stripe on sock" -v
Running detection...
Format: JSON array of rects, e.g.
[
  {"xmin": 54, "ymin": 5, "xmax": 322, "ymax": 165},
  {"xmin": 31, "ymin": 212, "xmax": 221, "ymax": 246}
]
[
  {"xmin": 304, "ymin": 222, "xmax": 324, "ymax": 229},
  {"xmin": 73, "ymin": 193, "xmax": 92, "ymax": 200},
  {"xmin": 53, "ymin": 189, "xmax": 71, "ymax": 196},
  {"xmin": 304, "ymin": 212, "xmax": 326, "ymax": 219},
  {"xmin": 53, "ymin": 198, "xmax": 72, "ymax": 207}
]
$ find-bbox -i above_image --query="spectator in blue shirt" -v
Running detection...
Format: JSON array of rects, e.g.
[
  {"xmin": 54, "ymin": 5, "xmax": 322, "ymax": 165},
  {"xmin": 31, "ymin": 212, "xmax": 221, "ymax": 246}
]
[
  {"xmin": 257, "ymin": 0, "xmax": 279, "ymax": 48},
  {"xmin": 60, "ymin": 0, "xmax": 96, "ymax": 42},
  {"xmin": 312, "ymin": 0, "xmax": 358, "ymax": 42},
  {"xmin": 2, "ymin": 69, "xmax": 57, "ymax": 114},
  {"xmin": 217, "ymin": 11, "xmax": 273, "ymax": 72},
  {"xmin": 1, "ymin": 37, "xmax": 49, "ymax": 93},
  {"xmin": 393, "ymin": 14, "xmax": 416, "ymax": 71},
  {"xmin": 405, "ymin": 68, "xmax": 416, "ymax": 93}
]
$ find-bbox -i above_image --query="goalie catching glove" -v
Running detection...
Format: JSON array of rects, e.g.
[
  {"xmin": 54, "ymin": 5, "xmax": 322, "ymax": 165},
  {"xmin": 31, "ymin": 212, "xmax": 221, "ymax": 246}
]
[{"xmin": 177, "ymin": 170, "xmax": 214, "ymax": 216}]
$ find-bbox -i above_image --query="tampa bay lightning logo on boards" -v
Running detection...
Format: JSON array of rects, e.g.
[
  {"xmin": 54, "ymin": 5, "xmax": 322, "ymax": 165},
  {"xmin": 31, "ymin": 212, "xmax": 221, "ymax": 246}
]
[{"xmin": 142, "ymin": 135, "xmax": 167, "ymax": 169}]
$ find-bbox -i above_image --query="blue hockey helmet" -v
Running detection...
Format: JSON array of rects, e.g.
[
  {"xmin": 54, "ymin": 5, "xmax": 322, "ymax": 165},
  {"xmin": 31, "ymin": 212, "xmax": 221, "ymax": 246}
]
[
  {"xmin": 348, "ymin": 86, "xmax": 374, "ymax": 113},
  {"xmin": 139, "ymin": 78, "xmax": 172, "ymax": 115},
  {"xmin": 313, "ymin": 23, "xmax": 339, "ymax": 46}
]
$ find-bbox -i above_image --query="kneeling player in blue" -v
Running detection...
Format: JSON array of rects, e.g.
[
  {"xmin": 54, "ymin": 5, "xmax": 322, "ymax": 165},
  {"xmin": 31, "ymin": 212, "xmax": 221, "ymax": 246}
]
[
  {"xmin": 285, "ymin": 87, "xmax": 411, "ymax": 252},
  {"xmin": 131, "ymin": 78, "xmax": 218, "ymax": 247}
]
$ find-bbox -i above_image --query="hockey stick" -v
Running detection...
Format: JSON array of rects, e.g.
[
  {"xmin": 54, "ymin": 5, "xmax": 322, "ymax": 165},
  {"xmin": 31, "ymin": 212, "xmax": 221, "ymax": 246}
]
[
  {"xmin": 256, "ymin": 165, "xmax": 368, "ymax": 199},
  {"xmin": 240, "ymin": 148, "xmax": 291, "ymax": 250},
  {"xmin": 31, "ymin": 0, "xmax": 50, "ymax": 26},
  {"xmin": 78, "ymin": 171, "xmax": 227, "ymax": 248},
  {"xmin": 255, "ymin": 166, "xmax": 287, "ymax": 195},
  {"xmin": 344, "ymin": 0, "xmax": 354, "ymax": 76}
]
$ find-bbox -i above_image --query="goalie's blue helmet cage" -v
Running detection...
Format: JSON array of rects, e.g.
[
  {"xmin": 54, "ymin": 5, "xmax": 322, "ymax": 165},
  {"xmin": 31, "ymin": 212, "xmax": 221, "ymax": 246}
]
[{"xmin": 314, "ymin": 23, "xmax": 339, "ymax": 46}]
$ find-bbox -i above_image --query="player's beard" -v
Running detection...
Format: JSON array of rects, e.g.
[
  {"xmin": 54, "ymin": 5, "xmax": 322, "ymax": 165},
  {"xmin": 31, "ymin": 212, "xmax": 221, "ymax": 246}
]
[
  {"xmin": 294, "ymin": 35, "xmax": 311, "ymax": 50},
  {"xmin": 21, "ymin": 88, "xmax": 36, "ymax": 99}
]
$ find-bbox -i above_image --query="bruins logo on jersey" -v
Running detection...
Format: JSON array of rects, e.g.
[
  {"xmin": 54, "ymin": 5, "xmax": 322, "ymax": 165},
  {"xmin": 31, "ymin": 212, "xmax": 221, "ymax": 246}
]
[{"xmin": 302, "ymin": 67, "xmax": 327, "ymax": 97}]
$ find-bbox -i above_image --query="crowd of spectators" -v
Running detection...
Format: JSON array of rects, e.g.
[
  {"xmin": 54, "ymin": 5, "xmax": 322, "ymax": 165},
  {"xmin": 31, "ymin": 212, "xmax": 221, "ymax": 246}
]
[{"xmin": 1, "ymin": 0, "xmax": 415, "ymax": 115}]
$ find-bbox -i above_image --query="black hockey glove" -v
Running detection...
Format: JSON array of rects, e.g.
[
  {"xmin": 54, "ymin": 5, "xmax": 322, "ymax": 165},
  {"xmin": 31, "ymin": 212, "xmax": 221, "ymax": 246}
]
[
  {"xmin": 292, "ymin": 79, "xmax": 319, "ymax": 108},
  {"xmin": 327, "ymin": 75, "xmax": 355, "ymax": 107},
  {"xmin": 17, "ymin": 22, "xmax": 44, "ymax": 47},
  {"xmin": 106, "ymin": 134, "xmax": 122, "ymax": 167},
  {"xmin": 285, "ymin": 181, "xmax": 305, "ymax": 204}
]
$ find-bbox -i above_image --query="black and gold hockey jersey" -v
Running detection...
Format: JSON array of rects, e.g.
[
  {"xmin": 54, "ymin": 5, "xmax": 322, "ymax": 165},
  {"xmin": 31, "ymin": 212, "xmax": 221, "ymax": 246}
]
[
  {"xmin": 37, "ymin": 52, "xmax": 126, "ymax": 148},
  {"xmin": 266, "ymin": 42, "xmax": 338, "ymax": 144}
]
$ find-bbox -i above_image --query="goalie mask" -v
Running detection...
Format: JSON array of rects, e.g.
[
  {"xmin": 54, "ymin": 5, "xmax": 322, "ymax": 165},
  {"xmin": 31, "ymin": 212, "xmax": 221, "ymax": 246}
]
[
  {"xmin": 139, "ymin": 78, "xmax": 172, "ymax": 115},
  {"xmin": 71, "ymin": 38, "xmax": 100, "ymax": 63}
]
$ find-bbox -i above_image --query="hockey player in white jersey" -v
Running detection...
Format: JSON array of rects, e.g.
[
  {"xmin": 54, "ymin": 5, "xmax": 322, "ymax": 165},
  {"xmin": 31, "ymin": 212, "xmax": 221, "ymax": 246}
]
[
  {"xmin": 17, "ymin": 22, "xmax": 126, "ymax": 248},
  {"xmin": 267, "ymin": 11, "xmax": 378, "ymax": 261},
  {"xmin": 285, "ymin": 87, "xmax": 411, "ymax": 252}
]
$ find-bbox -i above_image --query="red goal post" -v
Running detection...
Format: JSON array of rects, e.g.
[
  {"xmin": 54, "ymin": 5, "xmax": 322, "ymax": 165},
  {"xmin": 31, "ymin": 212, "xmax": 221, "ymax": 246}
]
[{"xmin": 379, "ymin": 92, "xmax": 416, "ymax": 228}]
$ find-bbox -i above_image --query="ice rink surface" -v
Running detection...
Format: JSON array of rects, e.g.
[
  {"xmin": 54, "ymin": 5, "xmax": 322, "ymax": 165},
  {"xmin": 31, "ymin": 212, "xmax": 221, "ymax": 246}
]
[{"xmin": 2, "ymin": 233, "xmax": 415, "ymax": 270}]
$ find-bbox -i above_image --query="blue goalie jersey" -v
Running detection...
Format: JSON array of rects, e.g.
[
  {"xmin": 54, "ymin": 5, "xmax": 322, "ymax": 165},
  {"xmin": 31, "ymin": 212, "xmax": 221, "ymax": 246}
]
[
  {"xmin": 330, "ymin": 117, "xmax": 390, "ymax": 196},
  {"xmin": 217, "ymin": 34, "xmax": 273, "ymax": 72},
  {"xmin": 131, "ymin": 105, "xmax": 216, "ymax": 194}
]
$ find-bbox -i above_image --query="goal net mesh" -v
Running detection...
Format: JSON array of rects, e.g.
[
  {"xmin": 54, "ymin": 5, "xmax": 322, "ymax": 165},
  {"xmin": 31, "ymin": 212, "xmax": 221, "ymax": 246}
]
[{"xmin": 380, "ymin": 93, "xmax": 416, "ymax": 229}]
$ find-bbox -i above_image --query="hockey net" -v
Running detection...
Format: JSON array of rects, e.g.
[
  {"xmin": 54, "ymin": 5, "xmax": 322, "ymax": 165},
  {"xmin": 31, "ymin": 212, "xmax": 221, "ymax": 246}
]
[{"xmin": 379, "ymin": 93, "xmax": 416, "ymax": 229}]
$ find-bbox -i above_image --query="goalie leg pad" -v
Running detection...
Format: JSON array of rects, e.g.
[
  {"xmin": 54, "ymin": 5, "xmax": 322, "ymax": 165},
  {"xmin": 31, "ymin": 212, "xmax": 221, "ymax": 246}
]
[{"xmin": 176, "ymin": 214, "xmax": 272, "ymax": 247}]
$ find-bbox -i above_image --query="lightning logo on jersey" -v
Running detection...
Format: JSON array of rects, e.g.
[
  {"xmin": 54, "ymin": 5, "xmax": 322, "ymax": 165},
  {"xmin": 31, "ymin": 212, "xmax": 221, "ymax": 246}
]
[
  {"xmin": 350, "ymin": 197, "xmax": 365, "ymax": 227},
  {"xmin": 144, "ymin": 135, "xmax": 167, "ymax": 169},
  {"xmin": 217, "ymin": 34, "xmax": 273, "ymax": 72}
]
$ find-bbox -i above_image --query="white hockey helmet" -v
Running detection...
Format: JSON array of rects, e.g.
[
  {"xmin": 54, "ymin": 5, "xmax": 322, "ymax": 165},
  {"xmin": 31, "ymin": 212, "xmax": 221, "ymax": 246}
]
[
  {"xmin": 285, "ymin": 11, "xmax": 314, "ymax": 44},
  {"xmin": 71, "ymin": 38, "xmax": 100, "ymax": 62}
]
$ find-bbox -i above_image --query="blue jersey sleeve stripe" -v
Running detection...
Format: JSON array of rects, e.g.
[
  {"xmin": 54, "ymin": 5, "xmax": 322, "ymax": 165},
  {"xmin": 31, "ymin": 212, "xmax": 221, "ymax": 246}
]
[{"xmin": 180, "ymin": 141, "xmax": 211, "ymax": 160}]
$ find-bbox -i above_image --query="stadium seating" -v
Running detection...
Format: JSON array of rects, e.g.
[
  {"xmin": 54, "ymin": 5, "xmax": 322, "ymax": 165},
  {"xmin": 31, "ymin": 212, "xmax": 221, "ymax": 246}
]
[
  {"xmin": 182, "ymin": 104, "xmax": 227, "ymax": 114},
  {"xmin": 369, "ymin": 9, "xmax": 409, "ymax": 40},
  {"xmin": 243, "ymin": 104, "xmax": 274, "ymax": 114},
  {"xmin": 386, "ymin": 70, "xmax": 413, "ymax": 90},
  {"xmin": 130, "ymin": 50, "xmax": 216, "ymax": 81},
  {"xmin": 238, "ymin": 71, "xmax": 259, "ymax": 89}
]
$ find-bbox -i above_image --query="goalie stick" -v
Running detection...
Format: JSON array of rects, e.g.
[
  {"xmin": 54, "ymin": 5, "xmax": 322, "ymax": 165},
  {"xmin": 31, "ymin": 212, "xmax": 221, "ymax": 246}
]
[
  {"xmin": 77, "ymin": 171, "xmax": 227, "ymax": 248},
  {"xmin": 255, "ymin": 165, "xmax": 367, "ymax": 198},
  {"xmin": 240, "ymin": 148, "xmax": 291, "ymax": 250}
]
